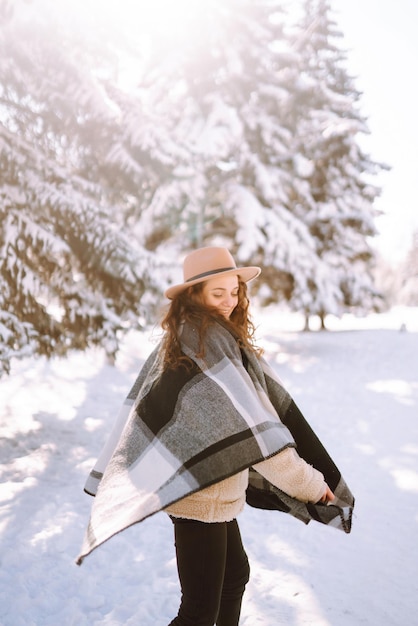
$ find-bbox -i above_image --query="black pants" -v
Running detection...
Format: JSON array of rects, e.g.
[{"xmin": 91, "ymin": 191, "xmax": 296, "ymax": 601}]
[{"xmin": 168, "ymin": 517, "xmax": 250, "ymax": 626}]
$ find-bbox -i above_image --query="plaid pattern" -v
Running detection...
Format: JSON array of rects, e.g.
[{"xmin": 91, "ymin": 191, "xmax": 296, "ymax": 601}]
[{"xmin": 77, "ymin": 321, "xmax": 354, "ymax": 565}]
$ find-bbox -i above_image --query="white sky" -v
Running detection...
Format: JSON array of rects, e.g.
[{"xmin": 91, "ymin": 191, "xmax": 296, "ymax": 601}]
[{"xmin": 332, "ymin": 0, "xmax": 418, "ymax": 263}]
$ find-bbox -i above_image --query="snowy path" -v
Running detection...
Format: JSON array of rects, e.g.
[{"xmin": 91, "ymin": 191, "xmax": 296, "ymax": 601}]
[{"xmin": 1, "ymin": 309, "xmax": 417, "ymax": 625}]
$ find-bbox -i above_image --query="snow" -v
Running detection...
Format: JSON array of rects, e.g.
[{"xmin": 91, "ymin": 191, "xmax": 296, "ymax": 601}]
[{"xmin": 1, "ymin": 306, "xmax": 417, "ymax": 626}]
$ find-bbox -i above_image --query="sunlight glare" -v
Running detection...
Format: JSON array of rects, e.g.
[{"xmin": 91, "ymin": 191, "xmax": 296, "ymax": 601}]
[
  {"xmin": 96, "ymin": 0, "xmax": 218, "ymax": 44},
  {"xmin": 390, "ymin": 469, "xmax": 418, "ymax": 494},
  {"xmin": 84, "ymin": 417, "xmax": 104, "ymax": 432},
  {"xmin": 0, "ymin": 478, "xmax": 37, "ymax": 504},
  {"xmin": 366, "ymin": 379, "xmax": 416, "ymax": 406}
]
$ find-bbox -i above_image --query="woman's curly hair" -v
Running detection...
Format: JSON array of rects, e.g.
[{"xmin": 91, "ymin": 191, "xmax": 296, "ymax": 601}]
[{"xmin": 160, "ymin": 278, "xmax": 262, "ymax": 369}]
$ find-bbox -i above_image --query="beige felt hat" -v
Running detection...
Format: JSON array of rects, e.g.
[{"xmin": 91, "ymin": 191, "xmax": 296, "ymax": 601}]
[{"xmin": 165, "ymin": 247, "xmax": 261, "ymax": 300}]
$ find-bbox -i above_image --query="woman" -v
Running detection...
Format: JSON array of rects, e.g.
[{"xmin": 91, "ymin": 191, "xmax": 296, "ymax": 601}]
[
  {"xmin": 77, "ymin": 247, "xmax": 353, "ymax": 626},
  {"xmin": 162, "ymin": 247, "xmax": 333, "ymax": 625}
]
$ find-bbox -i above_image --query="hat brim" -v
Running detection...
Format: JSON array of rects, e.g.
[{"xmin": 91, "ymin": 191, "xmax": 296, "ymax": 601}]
[{"xmin": 165, "ymin": 266, "xmax": 261, "ymax": 300}]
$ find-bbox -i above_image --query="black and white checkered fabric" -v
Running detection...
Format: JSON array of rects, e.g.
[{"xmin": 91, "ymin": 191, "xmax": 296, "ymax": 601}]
[{"xmin": 77, "ymin": 321, "xmax": 354, "ymax": 565}]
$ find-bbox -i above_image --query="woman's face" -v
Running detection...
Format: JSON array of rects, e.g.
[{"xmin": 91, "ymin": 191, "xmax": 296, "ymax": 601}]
[{"xmin": 200, "ymin": 274, "xmax": 239, "ymax": 319}]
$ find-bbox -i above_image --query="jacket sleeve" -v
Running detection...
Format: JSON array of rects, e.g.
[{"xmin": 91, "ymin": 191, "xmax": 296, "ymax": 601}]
[{"xmin": 253, "ymin": 447, "xmax": 326, "ymax": 504}]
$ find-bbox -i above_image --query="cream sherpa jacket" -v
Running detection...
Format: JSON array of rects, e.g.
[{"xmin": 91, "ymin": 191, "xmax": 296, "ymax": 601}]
[{"xmin": 165, "ymin": 447, "xmax": 326, "ymax": 522}]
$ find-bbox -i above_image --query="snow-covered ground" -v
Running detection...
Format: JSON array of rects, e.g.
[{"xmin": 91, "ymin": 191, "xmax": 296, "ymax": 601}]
[{"xmin": 1, "ymin": 306, "xmax": 417, "ymax": 626}]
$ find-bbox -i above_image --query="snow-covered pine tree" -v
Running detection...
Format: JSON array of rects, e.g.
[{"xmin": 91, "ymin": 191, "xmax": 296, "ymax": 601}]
[
  {"xmin": 0, "ymin": 1, "xmax": 168, "ymax": 375},
  {"xmin": 213, "ymin": 2, "xmax": 325, "ymax": 304},
  {"xmin": 132, "ymin": 0, "xmax": 326, "ymax": 307},
  {"xmin": 131, "ymin": 0, "xmax": 384, "ymax": 324},
  {"xmin": 0, "ymin": 0, "xmax": 387, "ymax": 375},
  {"xmin": 129, "ymin": 1, "xmax": 262, "ymax": 254},
  {"xmin": 286, "ymin": 0, "xmax": 386, "ymax": 326}
]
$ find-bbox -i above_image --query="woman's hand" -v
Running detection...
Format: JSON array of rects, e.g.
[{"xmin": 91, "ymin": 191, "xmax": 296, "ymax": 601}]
[{"xmin": 319, "ymin": 484, "xmax": 335, "ymax": 504}]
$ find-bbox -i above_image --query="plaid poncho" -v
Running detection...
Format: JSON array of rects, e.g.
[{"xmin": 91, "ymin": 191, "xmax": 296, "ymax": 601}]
[{"xmin": 77, "ymin": 320, "xmax": 354, "ymax": 565}]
